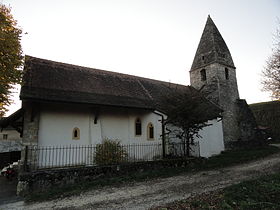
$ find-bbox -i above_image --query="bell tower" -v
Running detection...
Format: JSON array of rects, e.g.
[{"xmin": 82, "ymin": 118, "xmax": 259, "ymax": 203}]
[{"xmin": 190, "ymin": 15, "xmax": 240, "ymax": 147}]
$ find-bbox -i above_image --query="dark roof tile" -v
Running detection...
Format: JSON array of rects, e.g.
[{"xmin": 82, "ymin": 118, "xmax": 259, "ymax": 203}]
[{"xmin": 21, "ymin": 56, "xmax": 221, "ymax": 115}]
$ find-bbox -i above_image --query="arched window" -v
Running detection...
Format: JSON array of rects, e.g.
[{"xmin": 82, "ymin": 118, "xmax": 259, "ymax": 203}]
[
  {"xmin": 200, "ymin": 69, "xmax": 206, "ymax": 81},
  {"xmin": 225, "ymin": 68, "xmax": 229, "ymax": 80},
  {"xmin": 147, "ymin": 123, "xmax": 154, "ymax": 140},
  {"xmin": 72, "ymin": 127, "xmax": 80, "ymax": 140},
  {"xmin": 135, "ymin": 118, "xmax": 142, "ymax": 136}
]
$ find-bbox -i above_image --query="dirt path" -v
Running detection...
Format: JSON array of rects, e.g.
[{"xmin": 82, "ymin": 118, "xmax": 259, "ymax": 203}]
[{"xmin": 2, "ymin": 152, "xmax": 280, "ymax": 210}]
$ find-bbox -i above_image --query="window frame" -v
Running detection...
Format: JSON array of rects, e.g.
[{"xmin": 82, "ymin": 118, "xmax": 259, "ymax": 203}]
[
  {"xmin": 225, "ymin": 68, "xmax": 229, "ymax": 80},
  {"xmin": 135, "ymin": 118, "xmax": 142, "ymax": 136},
  {"xmin": 147, "ymin": 123, "xmax": 154, "ymax": 140},
  {"xmin": 200, "ymin": 69, "xmax": 206, "ymax": 81},
  {"xmin": 72, "ymin": 127, "xmax": 80, "ymax": 140},
  {"xmin": 3, "ymin": 134, "xmax": 8, "ymax": 140}
]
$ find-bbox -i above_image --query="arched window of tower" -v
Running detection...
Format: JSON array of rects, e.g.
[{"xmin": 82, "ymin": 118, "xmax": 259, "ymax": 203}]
[
  {"xmin": 200, "ymin": 69, "xmax": 206, "ymax": 81},
  {"xmin": 225, "ymin": 68, "xmax": 229, "ymax": 80}
]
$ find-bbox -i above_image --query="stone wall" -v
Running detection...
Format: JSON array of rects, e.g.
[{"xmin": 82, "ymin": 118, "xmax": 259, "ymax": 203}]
[
  {"xmin": 236, "ymin": 99, "xmax": 258, "ymax": 141},
  {"xmin": 21, "ymin": 102, "xmax": 40, "ymax": 167},
  {"xmin": 17, "ymin": 158, "xmax": 197, "ymax": 197},
  {"xmin": 0, "ymin": 140, "xmax": 22, "ymax": 153},
  {"xmin": 22, "ymin": 102, "xmax": 40, "ymax": 146}
]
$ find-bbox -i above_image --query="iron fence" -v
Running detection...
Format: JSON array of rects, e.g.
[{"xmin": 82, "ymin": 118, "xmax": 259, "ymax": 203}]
[{"xmin": 24, "ymin": 142, "xmax": 199, "ymax": 171}]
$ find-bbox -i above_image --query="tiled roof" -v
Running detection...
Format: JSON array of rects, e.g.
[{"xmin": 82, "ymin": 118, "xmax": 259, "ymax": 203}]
[
  {"xmin": 21, "ymin": 56, "xmax": 221, "ymax": 115},
  {"xmin": 0, "ymin": 109, "xmax": 23, "ymax": 128},
  {"xmin": 190, "ymin": 15, "xmax": 235, "ymax": 71}
]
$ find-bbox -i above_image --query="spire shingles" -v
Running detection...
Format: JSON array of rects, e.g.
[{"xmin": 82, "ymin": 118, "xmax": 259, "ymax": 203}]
[{"xmin": 190, "ymin": 16, "xmax": 235, "ymax": 71}]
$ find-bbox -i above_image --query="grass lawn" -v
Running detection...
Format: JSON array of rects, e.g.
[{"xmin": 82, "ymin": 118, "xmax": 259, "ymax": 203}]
[
  {"xmin": 195, "ymin": 144, "xmax": 280, "ymax": 170},
  {"xmin": 27, "ymin": 145, "xmax": 280, "ymax": 202},
  {"xmin": 155, "ymin": 172, "xmax": 280, "ymax": 209}
]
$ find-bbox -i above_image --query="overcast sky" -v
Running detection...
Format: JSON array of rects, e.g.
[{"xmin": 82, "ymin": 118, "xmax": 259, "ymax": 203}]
[{"xmin": 2, "ymin": 0, "xmax": 280, "ymax": 116}]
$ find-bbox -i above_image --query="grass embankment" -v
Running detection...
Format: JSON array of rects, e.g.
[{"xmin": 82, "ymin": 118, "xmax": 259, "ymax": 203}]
[
  {"xmin": 156, "ymin": 173, "xmax": 280, "ymax": 209},
  {"xmin": 28, "ymin": 145, "xmax": 279, "ymax": 202}
]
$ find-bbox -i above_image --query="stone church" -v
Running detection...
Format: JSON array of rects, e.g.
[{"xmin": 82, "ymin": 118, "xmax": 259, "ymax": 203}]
[
  {"xmin": 1, "ymin": 16, "xmax": 258, "ymax": 165},
  {"xmin": 190, "ymin": 15, "xmax": 257, "ymax": 148}
]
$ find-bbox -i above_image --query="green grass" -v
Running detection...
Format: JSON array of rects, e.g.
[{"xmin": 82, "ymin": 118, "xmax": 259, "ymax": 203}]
[
  {"xmin": 223, "ymin": 173, "xmax": 280, "ymax": 209},
  {"xmin": 197, "ymin": 145, "xmax": 280, "ymax": 170},
  {"xmin": 156, "ymin": 173, "xmax": 280, "ymax": 209},
  {"xmin": 27, "ymin": 145, "xmax": 280, "ymax": 202}
]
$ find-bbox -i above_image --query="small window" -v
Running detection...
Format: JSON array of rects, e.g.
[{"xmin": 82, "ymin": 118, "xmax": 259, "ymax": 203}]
[
  {"xmin": 202, "ymin": 55, "xmax": 205, "ymax": 60},
  {"xmin": 3, "ymin": 134, "xmax": 8, "ymax": 140},
  {"xmin": 72, "ymin": 127, "xmax": 80, "ymax": 140},
  {"xmin": 200, "ymin": 69, "xmax": 206, "ymax": 81},
  {"xmin": 147, "ymin": 123, "xmax": 154, "ymax": 140},
  {"xmin": 225, "ymin": 68, "xmax": 229, "ymax": 80},
  {"xmin": 135, "ymin": 118, "xmax": 142, "ymax": 136}
]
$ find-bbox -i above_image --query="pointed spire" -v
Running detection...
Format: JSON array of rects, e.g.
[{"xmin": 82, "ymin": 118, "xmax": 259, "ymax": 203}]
[{"xmin": 190, "ymin": 16, "xmax": 235, "ymax": 71}]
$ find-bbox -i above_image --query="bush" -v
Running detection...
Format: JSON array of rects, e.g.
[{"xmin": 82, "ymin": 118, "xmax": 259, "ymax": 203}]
[{"xmin": 95, "ymin": 139, "xmax": 128, "ymax": 165}]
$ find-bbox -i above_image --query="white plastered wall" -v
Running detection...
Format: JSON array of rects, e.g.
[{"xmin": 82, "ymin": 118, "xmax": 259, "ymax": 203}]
[
  {"xmin": 99, "ymin": 110, "xmax": 163, "ymax": 161},
  {"xmin": 37, "ymin": 103, "xmax": 224, "ymax": 165},
  {"xmin": 165, "ymin": 118, "xmax": 224, "ymax": 158},
  {"xmin": 0, "ymin": 129, "xmax": 21, "ymax": 141},
  {"xmin": 38, "ymin": 104, "xmax": 163, "ymax": 146},
  {"xmin": 38, "ymin": 105, "xmax": 91, "ymax": 146},
  {"xmin": 195, "ymin": 118, "xmax": 224, "ymax": 158},
  {"xmin": 37, "ymin": 104, "xmax": 164, "ymax": 165},
  {"xmin": 99, "ymin": 110, "xmax": 162, "ymax": 144}
]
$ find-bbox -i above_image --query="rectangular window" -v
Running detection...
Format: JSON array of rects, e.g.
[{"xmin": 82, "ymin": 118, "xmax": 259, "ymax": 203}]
[
  {"xmin": 135, "ymin": 118, "xmax": 142, "ymax": 136},
  {"xmin": 147, "ymin": 123, "xmax": 154, "ymax": 140},
  {"xmin": 149, "ymin": 126, "xmax": 154, "ymax": 139},
  {"xmin": 225, "ymin": 68, "xmax": 229, "ymax": 80},
  {"xmin": 200, "ymin": 69, "xmax": 206, "ymax": 81},
  {"xmin": 3, "ymin": 134, "xmax": 8, "ymax": 140}
]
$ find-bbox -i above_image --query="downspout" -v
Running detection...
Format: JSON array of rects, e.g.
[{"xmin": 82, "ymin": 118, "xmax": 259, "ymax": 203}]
[{"xmin": 153, "ymin": 111, "xmax": 166, "ymax": 158}]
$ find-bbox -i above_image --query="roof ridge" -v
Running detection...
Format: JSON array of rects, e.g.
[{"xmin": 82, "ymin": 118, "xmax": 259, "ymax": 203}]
[{"xmin": 210, "ymin": 18, "xmax": 218, "ymax": 61}]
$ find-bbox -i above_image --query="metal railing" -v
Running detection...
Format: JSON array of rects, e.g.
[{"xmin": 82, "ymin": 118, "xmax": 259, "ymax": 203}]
[{"xmin": 24, "ymin": 142, "xmax": 199, "ymax": 171}]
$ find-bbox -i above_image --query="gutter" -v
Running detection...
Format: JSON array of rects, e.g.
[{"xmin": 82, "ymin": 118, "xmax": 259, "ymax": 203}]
[{"xmin": 153, "ymin": 111, "xmax": 166, "ymax": 158}]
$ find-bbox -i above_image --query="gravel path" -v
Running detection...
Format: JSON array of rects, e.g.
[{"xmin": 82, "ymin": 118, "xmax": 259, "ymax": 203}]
[{"xmin": 2, "ymin": 151, "xmax": 280, "ymax": 210}]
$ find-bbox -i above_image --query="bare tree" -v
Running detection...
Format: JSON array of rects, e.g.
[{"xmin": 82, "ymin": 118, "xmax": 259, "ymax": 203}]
[
  {"xmin": 262, "ymin": 24, "xmax": 280, "ymax": 100},
  {"xmin": 162, "ymin": 88, "xmax": 221, "ymax": 157}
]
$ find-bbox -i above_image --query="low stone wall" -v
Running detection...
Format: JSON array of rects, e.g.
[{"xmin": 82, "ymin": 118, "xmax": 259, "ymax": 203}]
[{"xmin": 17, "ymin": 158, "xmax": 197, "ymax": 197}]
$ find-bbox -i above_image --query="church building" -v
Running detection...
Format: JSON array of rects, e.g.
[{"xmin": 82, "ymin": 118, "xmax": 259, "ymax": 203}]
[{"xmin": 2, "ymin": 16, "xmax": 258, "ymax": 166}]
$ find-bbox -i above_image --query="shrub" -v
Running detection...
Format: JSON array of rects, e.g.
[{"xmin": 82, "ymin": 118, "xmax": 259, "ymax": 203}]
[{"xmin": 95, "ymin": 139, "xmax": 128, "ymax": 165}]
